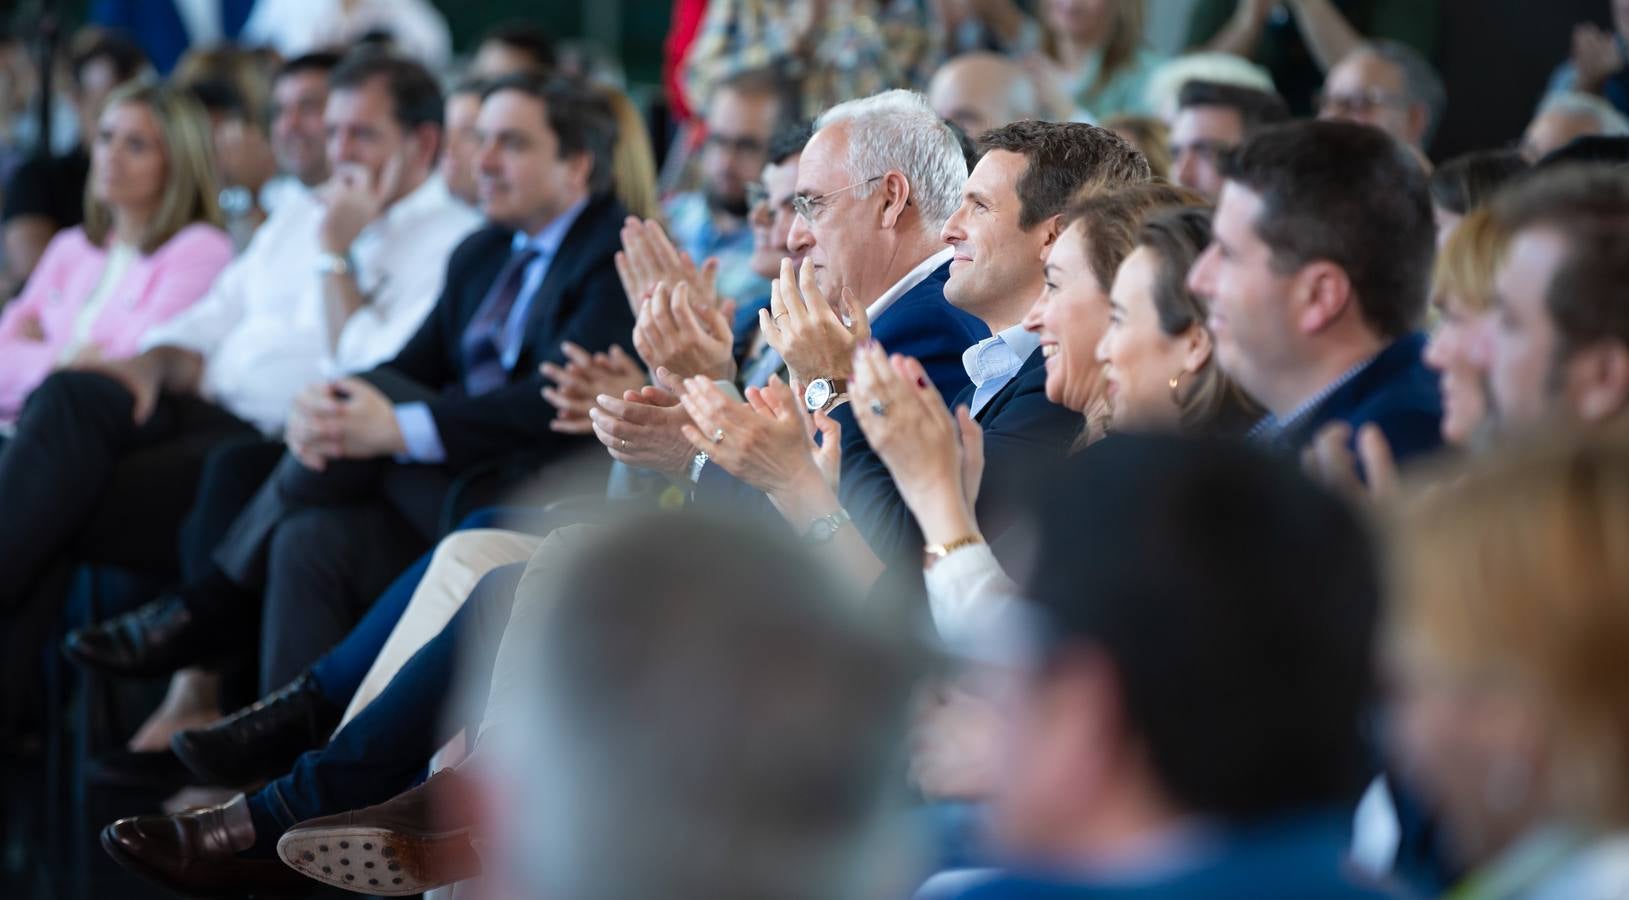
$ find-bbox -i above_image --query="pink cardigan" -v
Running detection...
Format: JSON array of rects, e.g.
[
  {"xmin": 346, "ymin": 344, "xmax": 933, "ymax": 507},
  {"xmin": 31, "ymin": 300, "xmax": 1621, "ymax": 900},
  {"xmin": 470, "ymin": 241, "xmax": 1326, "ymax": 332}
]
[{"xmin": 0, "ymin": 222, "xmax": 233, "ymax": 419}]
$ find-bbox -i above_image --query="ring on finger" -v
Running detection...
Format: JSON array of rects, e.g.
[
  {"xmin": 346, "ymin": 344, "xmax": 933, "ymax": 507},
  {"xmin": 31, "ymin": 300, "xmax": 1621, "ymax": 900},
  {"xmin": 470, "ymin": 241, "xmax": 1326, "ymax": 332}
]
[
  {"xmin": 712, "ymin": 427, "xmax": 726, "ymax": 444},
  {"xmin": 869, "ymin": 400, "xmax": 889, "ymax": 417}
]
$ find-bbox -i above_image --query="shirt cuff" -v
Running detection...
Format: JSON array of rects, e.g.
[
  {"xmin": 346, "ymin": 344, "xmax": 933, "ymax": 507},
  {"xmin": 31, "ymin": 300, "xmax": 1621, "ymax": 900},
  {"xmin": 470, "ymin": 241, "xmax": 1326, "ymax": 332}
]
[{"xmin": 393, "ymin": 402, "xmax": 447, "ymax": 464}]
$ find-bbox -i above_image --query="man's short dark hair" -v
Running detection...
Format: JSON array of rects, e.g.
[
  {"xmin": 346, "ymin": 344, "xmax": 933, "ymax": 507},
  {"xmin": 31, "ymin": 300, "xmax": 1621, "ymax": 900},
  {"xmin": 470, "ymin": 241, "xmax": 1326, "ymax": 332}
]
[
  {"xmin": 71, "ymin": 33, "xmax": 147, "ymax": 89},
  {"xmin": 329, "ymin": 51, "xmax": 444, "ymax": 134},
  {"xmin": 1025, "ymin": 434, "xmax": 1380, "ymax": 819},
  {"xmin": 1220, "ymin": 119, "xmax": 1434, "ymax": 338},
  {"xmin": 274, "ymin": 51, "xmax": 341, "ymax": 84},
  {"xmin": 1428, "ymin": 149, "xmax": 1529, "ymax": 216},
  {"xmin": 714, "ymin": 66, "xmax": 800, "ymax": 124},
  {"xmin": 1177, "ymin": 80, "xmax": 1289, "ymax": 133},
  {"xmin": 483, "ymin": 74, "xmax": 618, "ymax": 196},
  {"xmin": 480, "ymin": 22, "xmax": 557, "ymax": 74},
  {"xmin": 1494, "ymin": 165, "xmax": 1629, "ymax": 358},
  {"xmin": 976, "ymin": 121, "xmax": 1152, "ymax": 230},
  {"xmin": 768, "ymin": 120, "xmax": 812, "ymax": 166}
]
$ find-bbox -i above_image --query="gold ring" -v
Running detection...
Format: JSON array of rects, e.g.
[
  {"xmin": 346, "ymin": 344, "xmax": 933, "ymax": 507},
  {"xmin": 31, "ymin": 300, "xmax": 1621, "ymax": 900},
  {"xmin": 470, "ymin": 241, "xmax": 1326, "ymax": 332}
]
[{"xmin": 712, "ymin": 428, "xmax": 726, "ymax": 443}]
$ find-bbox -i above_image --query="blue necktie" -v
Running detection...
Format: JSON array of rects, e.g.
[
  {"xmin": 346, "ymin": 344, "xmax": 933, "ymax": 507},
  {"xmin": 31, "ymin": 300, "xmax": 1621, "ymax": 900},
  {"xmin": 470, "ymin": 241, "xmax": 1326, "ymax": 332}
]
[{"xmin": 462, "ymin": 247, "xmax": 540, "ymax": 397}]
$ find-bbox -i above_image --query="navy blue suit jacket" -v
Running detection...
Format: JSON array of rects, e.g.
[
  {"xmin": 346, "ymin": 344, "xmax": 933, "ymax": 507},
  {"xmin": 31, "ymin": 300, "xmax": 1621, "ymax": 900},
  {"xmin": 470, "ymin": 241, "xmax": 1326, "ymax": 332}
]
[
  {"xmin": 372, "ymin": 194, "xmax": 633, "ymax": 474},
  {"xmin": 832, "ymin": 344, "xmax": 1080, "ymax": 568},
  {"xmin": 1277, "ymin": 332, "xmax": 1444, "ymax": 466},
  {"xmin": 695, "ymin": 260, "xmax": 987, "ymax": 543},
  {"xmin": 918, "ymin": 812, "xmax": 1390, "ymax": 900}
]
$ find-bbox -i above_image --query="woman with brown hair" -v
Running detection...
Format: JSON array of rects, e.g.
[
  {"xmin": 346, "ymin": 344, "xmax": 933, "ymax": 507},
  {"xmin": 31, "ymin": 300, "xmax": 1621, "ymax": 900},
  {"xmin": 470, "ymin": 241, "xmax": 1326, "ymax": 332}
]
[
  {"xmin": 1386, "ymin": 432, "xmax": 1629, "ymax": 897},
  {"xmin": 1095, "ymin": 205, "xmax": 1261, "ymax": 436}
]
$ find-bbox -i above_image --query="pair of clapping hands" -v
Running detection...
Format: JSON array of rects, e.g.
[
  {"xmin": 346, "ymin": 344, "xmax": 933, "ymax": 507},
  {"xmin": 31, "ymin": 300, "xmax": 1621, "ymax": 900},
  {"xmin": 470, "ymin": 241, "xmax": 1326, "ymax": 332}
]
[{"xmin": 540, "ymin": 217, "xmax": 882, "ymax": 488}]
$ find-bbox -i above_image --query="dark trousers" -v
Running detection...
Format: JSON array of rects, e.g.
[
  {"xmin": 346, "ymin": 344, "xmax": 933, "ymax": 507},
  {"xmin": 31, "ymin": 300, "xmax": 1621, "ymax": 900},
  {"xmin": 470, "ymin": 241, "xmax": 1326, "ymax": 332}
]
[
  {"xmin": 248, "ymin": 561, "xmax": 525, "ymax": 836},
  {"xmin": 206, "ymin": 445, "xmax": 452, "ymax": 694},
  {"xmin": 0, "ymin": 371, "xmax": 259, "ymax": 605},
  {"xmin": 0, "ymin": 371, "xmax": 258, "ymax": 732}
]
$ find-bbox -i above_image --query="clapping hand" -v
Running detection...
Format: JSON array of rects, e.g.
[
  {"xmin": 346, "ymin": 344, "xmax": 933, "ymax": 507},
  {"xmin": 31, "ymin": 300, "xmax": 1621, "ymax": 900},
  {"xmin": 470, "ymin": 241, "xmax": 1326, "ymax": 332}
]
[
  {"xmin": 614, "ymin": 217, "xmax": 720, "ymax": 314},
  {"xmin": 1303, "ymin": 421, "xmax": 1399, "ymax": 502},
  {"xmin": 850, "ymin": 343, "xmax": 984, "ymax": 543},
  {"xmin": 587, "ymin": 367, "xmax": 698, "ymax": 477},
  {"xmin": 540, "ymin": 341, "xmax": 646, "ymax": 435},
  {"xmin": 678, "ymin": 374, "xmax": 843, "ymax": 503},
  {"xmin": 633, "ymin": 281, "xmax": 739, "ymax": 381},
  {"xmin": 760, "ymin": 257, "xmax": 869, "ymax": 387}
]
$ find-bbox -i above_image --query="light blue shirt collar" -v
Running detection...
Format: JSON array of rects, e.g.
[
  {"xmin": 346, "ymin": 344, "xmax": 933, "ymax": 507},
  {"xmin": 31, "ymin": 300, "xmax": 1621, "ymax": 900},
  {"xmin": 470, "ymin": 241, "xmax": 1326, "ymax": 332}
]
[
  {"xmin": 963, "ymin": 323, "xmax": 1041, "ymax": 417},
  {"xmin": 511, "ymin": 196, "xmax": 590, "ymax": 260}
]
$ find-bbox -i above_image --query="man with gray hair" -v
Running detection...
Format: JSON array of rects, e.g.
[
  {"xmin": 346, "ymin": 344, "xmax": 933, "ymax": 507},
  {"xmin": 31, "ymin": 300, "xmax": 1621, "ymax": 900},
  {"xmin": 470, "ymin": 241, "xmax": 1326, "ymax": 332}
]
[
  {"xmin": 686, "ymin": 88, "xmax": 988, "ymax": 566},
  {"xmin": 928, "ymin": 52, "xmax": 1045, "ymax": 138},
  {"xmin": 490, "ymin": 513, "xmax": 927, "ymax": 900},
  {"xmin": 1522, "ymin": 90, "xmax": 1629, "ymax": 161},
  {"xmin": 1318, "ymin": 40, "xmax": 1446, "ymax": 156}
]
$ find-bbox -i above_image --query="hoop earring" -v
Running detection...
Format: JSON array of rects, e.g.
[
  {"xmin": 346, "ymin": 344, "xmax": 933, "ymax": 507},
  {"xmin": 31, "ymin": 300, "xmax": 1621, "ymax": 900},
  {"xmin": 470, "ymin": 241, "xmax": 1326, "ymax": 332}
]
[{"xmin": 1168, "ymin": 372, "xmax": 1183, "ymax": 406}]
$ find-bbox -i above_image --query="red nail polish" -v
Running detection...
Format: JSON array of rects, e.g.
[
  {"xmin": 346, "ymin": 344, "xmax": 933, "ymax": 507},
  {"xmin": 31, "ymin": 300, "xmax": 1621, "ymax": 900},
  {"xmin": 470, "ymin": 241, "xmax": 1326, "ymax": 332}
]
[{"xmin": 916, "ymin": 376, "xmax": 928, "ymax": 389}]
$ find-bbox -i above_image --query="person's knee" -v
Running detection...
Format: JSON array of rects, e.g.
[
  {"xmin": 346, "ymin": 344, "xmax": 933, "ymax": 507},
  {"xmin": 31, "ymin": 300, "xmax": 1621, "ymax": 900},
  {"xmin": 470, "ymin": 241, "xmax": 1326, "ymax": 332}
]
[
  {"xmin": 267, "ymin": 508, "xmax": 352, "ymax": 585},
  {"xmin": 22, "ymin": 369, "xmax": 131, "ymax": 422}
]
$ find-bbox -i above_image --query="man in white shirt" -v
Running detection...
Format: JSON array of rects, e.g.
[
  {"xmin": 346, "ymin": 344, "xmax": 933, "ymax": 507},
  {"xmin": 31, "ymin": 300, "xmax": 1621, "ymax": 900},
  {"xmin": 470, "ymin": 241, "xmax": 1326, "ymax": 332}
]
[{"xmin": 0, "ymin": 52, "xmax": 477, "ymax": 716}]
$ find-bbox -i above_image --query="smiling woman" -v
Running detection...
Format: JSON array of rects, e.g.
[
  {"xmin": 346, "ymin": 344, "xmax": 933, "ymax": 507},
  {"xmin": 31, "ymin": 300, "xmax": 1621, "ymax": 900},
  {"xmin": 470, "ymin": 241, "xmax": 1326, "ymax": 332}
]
[{"xmin": 1023, "ymin": 181, "xmax": 1205, "ymax": 435}]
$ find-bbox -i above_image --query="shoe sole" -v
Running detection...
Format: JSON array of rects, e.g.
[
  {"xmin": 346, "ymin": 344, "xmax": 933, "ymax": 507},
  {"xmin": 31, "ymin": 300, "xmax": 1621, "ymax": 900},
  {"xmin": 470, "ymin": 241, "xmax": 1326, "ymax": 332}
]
[
  {"xmin": 277, "ymin": 825, "xmax": 479, "ymax": 895},
  {"xmin": 99, "ymin": 825, "xmax": 308, "ymax": 899}
]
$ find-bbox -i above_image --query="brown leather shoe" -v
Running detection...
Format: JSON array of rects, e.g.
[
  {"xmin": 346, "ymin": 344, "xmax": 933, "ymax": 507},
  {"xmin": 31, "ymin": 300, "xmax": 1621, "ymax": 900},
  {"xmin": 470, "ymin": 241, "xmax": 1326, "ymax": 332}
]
[
  {"xmin": 99, "ymin": 794, "xmax": 311, "ymax": 896},
  {"xmin": 276, "ymin": 768, "xmax": 482, "ymax": 895}
]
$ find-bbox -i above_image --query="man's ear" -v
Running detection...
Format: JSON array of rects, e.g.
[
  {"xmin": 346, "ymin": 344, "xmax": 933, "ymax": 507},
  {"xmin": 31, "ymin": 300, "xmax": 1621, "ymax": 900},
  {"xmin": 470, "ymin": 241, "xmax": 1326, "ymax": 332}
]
[
  {"xmin": 1291, "ymin": 260, "xmax": 1356, "ymax": 336},
  {"xmin": 412, "ymin": 123, "xmax": 442, "ymax": 172},
  {"xmin": 878, "ymin": 171, "xmax": 912, "ymax": 230},
  {"xmin": 1035, "ymin": 213, "xmax": 1064, "ymax": 261},
  {"xmin": 1567, "ymin": 339, "xmax": 1629, "ymax": 423}
]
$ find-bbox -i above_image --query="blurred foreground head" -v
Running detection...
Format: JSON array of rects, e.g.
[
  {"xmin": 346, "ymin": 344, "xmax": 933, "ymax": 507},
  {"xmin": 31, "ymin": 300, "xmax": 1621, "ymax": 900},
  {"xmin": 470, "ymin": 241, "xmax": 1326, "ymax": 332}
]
[
  {"xmin": 500, "ymin": 513, "xmax": 927, "ymax": 900},
  {"xmin": 994, "ymin": 434, "xmax": 1381, "ymax": 859},
  {"xmin": 1386, "ymin": 432, "xmax": 1629, "ymax": 873}
]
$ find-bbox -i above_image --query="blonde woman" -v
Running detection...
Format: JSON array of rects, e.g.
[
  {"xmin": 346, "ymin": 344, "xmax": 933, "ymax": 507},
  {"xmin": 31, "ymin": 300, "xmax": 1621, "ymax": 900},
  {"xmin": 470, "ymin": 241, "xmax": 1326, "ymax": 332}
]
[
  {"xmin": 0, "ymin": 82, "xmax": 229, "ymax": 422},
  {"xmin": 1386, "ymin": 432, "xmax": 1629, "ymax": 898}
]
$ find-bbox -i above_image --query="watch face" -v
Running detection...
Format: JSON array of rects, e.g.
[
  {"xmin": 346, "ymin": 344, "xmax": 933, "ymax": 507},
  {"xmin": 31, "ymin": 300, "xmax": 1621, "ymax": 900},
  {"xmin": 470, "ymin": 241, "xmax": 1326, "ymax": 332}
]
[
  {"xmin": 809, "ymin": 519, "xmax": 836, "ymax": 541},
  {"xmin": 804, "ymin": 378, "xmax": 833, "ymax": 411}
]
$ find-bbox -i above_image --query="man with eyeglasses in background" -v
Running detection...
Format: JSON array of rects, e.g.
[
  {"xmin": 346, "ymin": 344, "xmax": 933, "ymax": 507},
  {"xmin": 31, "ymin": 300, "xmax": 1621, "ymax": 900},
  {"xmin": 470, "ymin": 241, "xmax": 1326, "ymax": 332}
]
[
  {"xmin": 662, "ymin": 67, "xmax": 792, "ymax": 306},
  {"xmin": 1169, "ymin": 79, "xmax": 1291, "ymax": 201},
  {"xmin": 1317, "ymin": 39, "xmax": 1446, "ymax": 160}
]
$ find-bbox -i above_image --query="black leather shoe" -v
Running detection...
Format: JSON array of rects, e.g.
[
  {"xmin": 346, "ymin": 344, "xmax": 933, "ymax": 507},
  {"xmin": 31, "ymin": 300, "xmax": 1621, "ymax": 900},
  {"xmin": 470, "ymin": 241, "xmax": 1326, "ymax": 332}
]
[
  {"xmin": 100, "ymin": 794, "xmax": 310, "ymax": 896},
  {"xmin": 85, "ymin": 747, "xmax": 194, "ymax": 791},
  {"xmin": 63, "ymin": 594, "xmax": 208, "ymax": 677},
  {"xmin": 171, "ymin": 671, "xmax": 342, "ymax": 788}
]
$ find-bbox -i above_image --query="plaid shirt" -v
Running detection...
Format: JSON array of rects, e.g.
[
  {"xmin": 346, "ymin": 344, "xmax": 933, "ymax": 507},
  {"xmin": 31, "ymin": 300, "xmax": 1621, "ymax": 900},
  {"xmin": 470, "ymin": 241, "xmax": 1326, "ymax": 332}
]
[{"xmin": 681, "ymin": 0, "xmax": 940, "ymax": 115}]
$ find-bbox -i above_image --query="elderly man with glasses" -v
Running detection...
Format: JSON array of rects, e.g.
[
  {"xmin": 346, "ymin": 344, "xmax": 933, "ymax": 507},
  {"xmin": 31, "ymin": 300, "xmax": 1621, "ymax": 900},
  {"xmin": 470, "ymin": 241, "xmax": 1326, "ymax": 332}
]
[{"xmin": 1317, "ymin": 39, "xmax": 1447, "ymax": 158}]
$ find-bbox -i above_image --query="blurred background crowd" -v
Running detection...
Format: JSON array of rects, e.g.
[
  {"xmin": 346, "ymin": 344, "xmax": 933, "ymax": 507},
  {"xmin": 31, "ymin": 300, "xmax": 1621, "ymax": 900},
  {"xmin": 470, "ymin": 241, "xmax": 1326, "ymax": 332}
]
[{"xmin": 0, "ymin": 1, "xmax": 1626, "ymax": 899}]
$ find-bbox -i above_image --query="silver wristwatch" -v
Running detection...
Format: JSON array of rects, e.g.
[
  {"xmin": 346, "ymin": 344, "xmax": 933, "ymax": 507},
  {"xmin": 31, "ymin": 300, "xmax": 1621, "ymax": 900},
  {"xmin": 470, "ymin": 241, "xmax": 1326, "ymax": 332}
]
[
  {"xmin": 801, "ymin": 508, "xmax": 852, "ymax": 545},
  {"xmin": 803, "ymin": 377, "xmax": 849, "ymax": 414}
]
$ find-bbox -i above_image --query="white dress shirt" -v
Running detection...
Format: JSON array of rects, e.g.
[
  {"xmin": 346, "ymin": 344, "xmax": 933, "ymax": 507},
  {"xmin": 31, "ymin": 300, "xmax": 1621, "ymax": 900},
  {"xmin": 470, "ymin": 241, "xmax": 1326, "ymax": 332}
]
[
  {"xmin": 141, "ymin": 176, "xmax": 481, "ymax": 435},
  {"xmin": 241, "ymin": 0, "xmax": 452, "ymax": 68},
  {"xmin": 866, "ymin": 246, "xmax": 954, "ymax": 323}
]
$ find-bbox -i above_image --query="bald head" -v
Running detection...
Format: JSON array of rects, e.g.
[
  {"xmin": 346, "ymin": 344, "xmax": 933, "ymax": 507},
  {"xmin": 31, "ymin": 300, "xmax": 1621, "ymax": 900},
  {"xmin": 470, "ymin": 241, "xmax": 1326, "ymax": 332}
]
[{"xmin": 929, "ymin": 52, "xmax": 1042, "ymax": 138}]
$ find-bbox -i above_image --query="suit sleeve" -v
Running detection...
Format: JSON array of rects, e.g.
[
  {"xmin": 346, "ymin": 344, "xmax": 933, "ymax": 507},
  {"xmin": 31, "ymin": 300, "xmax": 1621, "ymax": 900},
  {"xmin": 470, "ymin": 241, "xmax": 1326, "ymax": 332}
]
[{"xmin": 419, "ymin": 258, "xmax": 634, "ymax": 474}]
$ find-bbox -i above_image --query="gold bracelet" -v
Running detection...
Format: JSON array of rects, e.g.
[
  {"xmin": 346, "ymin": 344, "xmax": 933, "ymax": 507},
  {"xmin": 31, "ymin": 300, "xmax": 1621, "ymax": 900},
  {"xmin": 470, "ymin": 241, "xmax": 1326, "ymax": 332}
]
[{"xmin": 924, "ymin": 534, "xmax": 984, "ymax": 561}]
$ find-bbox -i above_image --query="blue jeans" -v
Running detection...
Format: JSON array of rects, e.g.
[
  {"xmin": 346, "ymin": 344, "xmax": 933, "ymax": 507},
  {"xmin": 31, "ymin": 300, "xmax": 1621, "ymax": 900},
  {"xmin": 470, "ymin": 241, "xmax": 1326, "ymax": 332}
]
[
  {"xmin": 246, "ymin": 561, "xmax": 526, "ymax": 846},
  {"xmin": 304, "ymin": 506, "xmax": 557, "ymax": 705}
]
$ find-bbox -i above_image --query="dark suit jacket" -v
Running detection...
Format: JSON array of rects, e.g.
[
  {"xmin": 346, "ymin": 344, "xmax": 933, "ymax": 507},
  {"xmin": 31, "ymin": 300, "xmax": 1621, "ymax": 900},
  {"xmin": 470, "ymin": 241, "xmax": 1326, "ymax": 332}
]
[
  {"xmin": 370, "ymin": 194, "xmax": 633, "ymax": 475},
  {"xmin": 695, "ymin": 260, "xmax": 988, "ymax": 539},
  {"xmin": 834, "ymin": 344, "xmax": 1080, "ymax": 568},
  {"xmin": 918, "ymin": 811, "xmax": 1390, "ymax": 900},
  {"xmin": 1277, "ymin": 332, "xmax": 1444, "ymax": 466}
]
